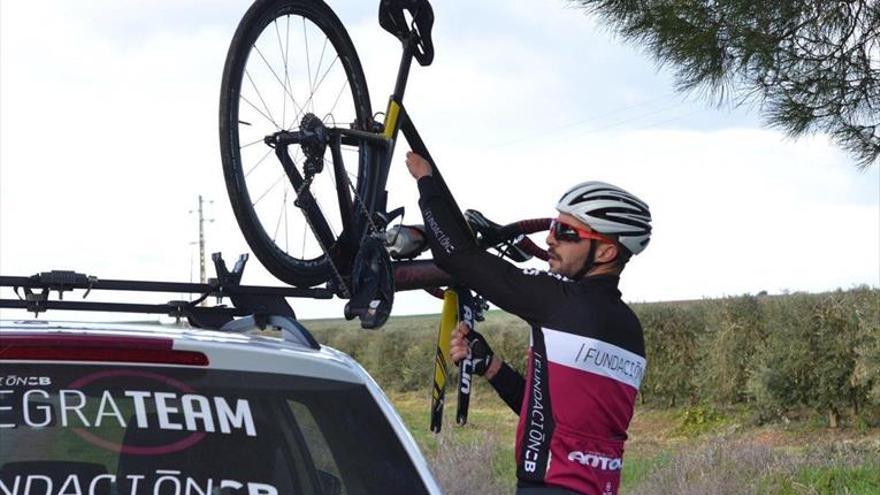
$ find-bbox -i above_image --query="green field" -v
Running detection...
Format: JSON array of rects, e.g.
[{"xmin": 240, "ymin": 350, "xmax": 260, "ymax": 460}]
[{"xmin": 387, "ymin": 391, "xmax": 880, "ymax": 495}]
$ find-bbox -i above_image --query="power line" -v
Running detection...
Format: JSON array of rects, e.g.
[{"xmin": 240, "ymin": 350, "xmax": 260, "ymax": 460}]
[{"xmin": 486, "ymin": 93, "xmax": 692, "ymax": 150}]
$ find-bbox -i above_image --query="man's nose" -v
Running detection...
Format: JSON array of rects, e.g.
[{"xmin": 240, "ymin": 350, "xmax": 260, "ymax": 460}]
[{"xmin": 546, "ymin": 230, "xmax": 556, "ymax": 246}]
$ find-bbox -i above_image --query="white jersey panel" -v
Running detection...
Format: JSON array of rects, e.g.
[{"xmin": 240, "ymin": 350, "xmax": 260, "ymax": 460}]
[{"xmin": 542, "ymin": 328, "xmax": 646, "ymax": 390}]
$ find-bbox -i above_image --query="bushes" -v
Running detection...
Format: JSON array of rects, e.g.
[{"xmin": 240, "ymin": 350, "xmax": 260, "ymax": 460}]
[
  {"xmin": 852, "ymin": 287, "xmax": 880, "ymax": 411},
  {"xmin": 747, "ymin": 294, "xmax": 820, "ymax": 420},
  {"xmin": 748, "ymin": 291, "xmax": 874, "ymax": 426},
  {"xmin": 701, "ymin": 295, "xmax": 766, "ymax": 405},
  {"xmin": 637, "ymin": 288, "xmax": 877, "ymax": 426},
  {"xmin": 309, "ymin": 312, "xmax": 528, "ymax": 394},
  {"xmin": 473, "ymin": 316, "xmax": 529, "ymax": 375},
  {"xmin": 308, "ymin": 287, "xmax": 879, "ymax": 426},
  {"xmin": 809, "ymin": 292, "xmax": 869, "ymax": 425},
  {"xmin": 638, "ymin": 304, "xmax": 702, "ymax": 407}
]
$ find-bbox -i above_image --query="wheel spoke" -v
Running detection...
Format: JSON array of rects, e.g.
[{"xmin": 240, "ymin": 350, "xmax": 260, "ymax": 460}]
[
  {"xmin": 253, "ymin": 44, "xmax": 304, "ymax": 118},
  {"xmin": 273, "ymin": 189, "xmax": 286, "ymax": 241},
  {"xmin": 244, "ymin": 69, "xmax": 280, "ymax": 129},
  {"xmin": 312, "ymin": 37, "xmax": 330, "ymax": 92},
  {"xmin": 244, "ymin": 147, "xmax": 275, "ymax": 178},
  {"xmin": 240, "ymin": 136, "xmax": 267, "ymax": 150},
  {"xmin": 274, "ymin": 17, "xmax": 294, "ymax": 130},
  {"xmin": 300, "ymin": 217, "xmax": 307, "ymax": 258},
  {"xmin": 328, "ymin": 77, "xmax": 349, "ymax": 120},
  {"xmin": 327, "ymin": 156, "xmax": 337, "ymax": 186},
  {"xmin": 253, "ymin": 174, "xmax": 287, "ymax": 207},
  {"xmin": 274, "ymin": 19, "xmax": 285, "ymax": 129},
  {"xmin": 288, "ymin": 55, "xmax": 340, "ymax": 127},
  {"xmin": 241, "ymin": 92, "xmax": 280, "ymax": 129},
  {"xmin": 302, "ymin": 17, "xmax": 314, "ymax": 114},
  {"xmin": 284, "ymin": 187, "xmax": 290, "ymax": 253},
  {"xmin": 309, "ymin": 56, "xmax": 340, "ymax": 104}
]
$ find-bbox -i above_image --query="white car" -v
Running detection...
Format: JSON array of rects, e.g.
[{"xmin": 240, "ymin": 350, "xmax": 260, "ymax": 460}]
[{"xmin": 0, "ymin": 317, "xmax": 442, "ymax": 495}]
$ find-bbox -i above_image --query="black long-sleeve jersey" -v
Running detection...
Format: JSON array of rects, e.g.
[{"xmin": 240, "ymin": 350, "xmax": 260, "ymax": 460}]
[{"xmin": 418, "ymin": 176, "xmax": 646, "ymax": 495}]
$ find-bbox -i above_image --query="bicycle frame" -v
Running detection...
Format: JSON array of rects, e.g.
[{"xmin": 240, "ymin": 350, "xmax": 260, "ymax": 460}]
[
  {"xmin": 226, "ymin": 0, "xmax": 559, "ymax": 430},
  {"xmin": 270, "ymin": 32, "xmax": 469, "ymax": 295}
]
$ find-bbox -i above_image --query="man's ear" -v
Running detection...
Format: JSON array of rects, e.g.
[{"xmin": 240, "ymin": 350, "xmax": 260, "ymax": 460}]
[{"xmin": 595, "ymin": 243, "xmax": 619, "ymax": 264}]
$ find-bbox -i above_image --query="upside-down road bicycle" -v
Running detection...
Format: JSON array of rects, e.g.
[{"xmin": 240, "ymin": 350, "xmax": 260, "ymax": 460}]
[{"xmin": 219, "ymin": 0, "xmax": 553, "ymax": 430}]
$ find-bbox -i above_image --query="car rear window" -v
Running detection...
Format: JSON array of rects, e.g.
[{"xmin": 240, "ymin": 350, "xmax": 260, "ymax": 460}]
[{"xmin": 0, "ymin": 363, "xmax": 428, "ymax": 495}]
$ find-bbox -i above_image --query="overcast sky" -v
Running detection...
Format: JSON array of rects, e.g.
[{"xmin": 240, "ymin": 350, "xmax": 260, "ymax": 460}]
[{"xmin": 1, "ymin": 0, "xmax": 877, "ymax": 322}]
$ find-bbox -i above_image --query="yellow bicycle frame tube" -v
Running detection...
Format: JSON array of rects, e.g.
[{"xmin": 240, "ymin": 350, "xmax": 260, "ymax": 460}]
[
  {"xmin": 383, "ymin": 100, "xmax": 402, "ymax": 140},
  {"xmin": 430, "ymin": 289, "xmax": 459, "ymax": 432}
]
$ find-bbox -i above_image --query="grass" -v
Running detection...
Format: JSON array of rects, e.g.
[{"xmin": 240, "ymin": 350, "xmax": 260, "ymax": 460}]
[
  {"xmin": 386, "ymin": 392, "xmax": 880, "ymax": 495},
  {"xmin": 389, "ymin": 391, "xmax": 518, "ymax": 494},
  {"xmin": 762, "ymin": 466, "xmax": 880, "ymax": 495},
  {"xmin": 619, "ymin": 451, "xmax": 673, "ymax": 488}
]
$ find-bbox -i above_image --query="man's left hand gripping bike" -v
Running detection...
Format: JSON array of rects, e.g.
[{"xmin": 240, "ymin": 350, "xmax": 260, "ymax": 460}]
[{"xmin": 219, "ymin": 0, "xmax": 549, "ymax": 430}]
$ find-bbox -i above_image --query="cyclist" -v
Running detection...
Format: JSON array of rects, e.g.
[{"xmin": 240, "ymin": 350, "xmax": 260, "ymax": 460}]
[{"xmin": 406, "ymin": 151, "xmax": 651, "ymax": 495}]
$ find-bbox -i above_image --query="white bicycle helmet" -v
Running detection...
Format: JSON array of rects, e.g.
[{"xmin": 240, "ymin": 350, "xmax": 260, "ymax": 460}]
[{"xmin": 556, "ymin": 181, "xmax": 652, "ymax": 255}]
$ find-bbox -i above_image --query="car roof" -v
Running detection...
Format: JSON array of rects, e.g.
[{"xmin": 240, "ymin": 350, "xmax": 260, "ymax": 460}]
[{"xmin": 0, "ymin": 319, "xmax": 364, "ymax": 384}]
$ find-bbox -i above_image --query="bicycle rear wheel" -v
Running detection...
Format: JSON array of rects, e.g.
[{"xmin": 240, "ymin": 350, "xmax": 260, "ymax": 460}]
[{"xmin": 220, "ymin": 0, "xmax": 373, "ymax": 287}]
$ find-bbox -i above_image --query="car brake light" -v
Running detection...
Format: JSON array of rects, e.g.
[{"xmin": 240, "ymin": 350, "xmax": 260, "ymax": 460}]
[{"xmin": 0, "ymin": 335, "xmax": 209, "ymax": 366}]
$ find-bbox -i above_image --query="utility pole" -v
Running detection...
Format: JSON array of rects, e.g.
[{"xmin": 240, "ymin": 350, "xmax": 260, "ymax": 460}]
[
  {"xmin": 198, "ymin": 195, "xmax": 207, "ymax": 284},
  {"xmin": 189, "ymin": 195, "xmax": 214, "ymax": 285}
]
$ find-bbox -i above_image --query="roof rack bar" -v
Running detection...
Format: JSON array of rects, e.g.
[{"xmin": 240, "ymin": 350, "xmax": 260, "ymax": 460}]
[
  {"xmin": 0, "ymin": 256, "xmax": 328, "ymax": 331},
  {"xmin": 0, "ymin": 275, "xmax": 333, "ymax": 299},
  {"xmin": 0, "ymin": 299, "xmax": 246, "ymax": 317}
]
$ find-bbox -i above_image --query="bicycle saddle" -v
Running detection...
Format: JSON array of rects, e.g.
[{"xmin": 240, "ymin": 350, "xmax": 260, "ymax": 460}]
[{"xmin": 379, "ymin": 0, "xmax": 435, "ymax": 66}]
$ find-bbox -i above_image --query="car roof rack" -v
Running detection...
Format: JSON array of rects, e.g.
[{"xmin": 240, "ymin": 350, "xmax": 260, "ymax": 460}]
[{"xmin": 0, "ymin": 253, "xmax": 331, "ymax": 349}]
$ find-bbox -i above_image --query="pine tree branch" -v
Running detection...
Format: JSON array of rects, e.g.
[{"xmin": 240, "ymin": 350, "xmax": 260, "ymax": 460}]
[{"xmin": 570, "ymin": 0, "xmax": 880, "ymax": 167}]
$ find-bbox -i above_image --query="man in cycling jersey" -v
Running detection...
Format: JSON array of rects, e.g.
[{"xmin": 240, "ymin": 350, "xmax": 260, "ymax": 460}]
[{"xmin": 406, "ymin": 151, "xmax": 651, "ymax": 495}]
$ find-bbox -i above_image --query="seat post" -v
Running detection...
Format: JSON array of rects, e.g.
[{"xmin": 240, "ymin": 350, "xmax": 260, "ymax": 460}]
[{"xmin": 392, "ymin": 36, "xmax": 416, "ymax": 102}]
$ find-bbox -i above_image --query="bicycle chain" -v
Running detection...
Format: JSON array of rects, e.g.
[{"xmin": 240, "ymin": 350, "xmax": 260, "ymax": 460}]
[
  {"xmin": 294, "ymin": 153, "xmax": 386, "ymax": 300},
  {"xmin": 294, "ymin": 176, "xmax": 351, "ymax": 299},
  {"xmin": 293, "ymin": 127, "xmax": 387, "ymax": 301},
  {"xmin": 342, "ymin": 167, "xmax": 381, "ymax": 239}
]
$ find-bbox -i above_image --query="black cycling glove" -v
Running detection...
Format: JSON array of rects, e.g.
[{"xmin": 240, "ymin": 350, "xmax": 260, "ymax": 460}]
[{"xmin": 465, "ymin": 328, "xmax": 495, "ymax": 376}]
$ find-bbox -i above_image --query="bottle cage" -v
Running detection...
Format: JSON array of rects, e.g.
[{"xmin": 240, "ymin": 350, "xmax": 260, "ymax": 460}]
[
  {"xmin": 379, "ymin": 0, "xmax": 435, "ymax": 66},
  {"xmin": 344, "ymin": 236, "xmax": 395, "ymax": 329}
]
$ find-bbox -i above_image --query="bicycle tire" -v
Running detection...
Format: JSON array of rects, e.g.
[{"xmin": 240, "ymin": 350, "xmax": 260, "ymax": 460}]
[{"xmin": 220, "ymin": 0, "xmax": 373, "ymax": 287}]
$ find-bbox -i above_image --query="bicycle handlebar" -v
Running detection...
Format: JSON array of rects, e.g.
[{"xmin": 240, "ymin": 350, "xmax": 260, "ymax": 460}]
[
  {"xmin": 500, "ymin": 218, "xmax": 553, "ymax": 238},
  {"xmin": 392, "ymin": 217, "xmax": 552, "ymax": 291},
  {"xmin": 516, "ymin": 236, "xmax": 550, "ymax": 261}
]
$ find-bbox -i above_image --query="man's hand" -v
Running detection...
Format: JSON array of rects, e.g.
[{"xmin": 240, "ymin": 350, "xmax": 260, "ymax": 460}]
[
  {"xmin": 405, "ymin": 151, "xmax": 433, "ymax": 179},
  {"xmin": 450, "ymin": 321, "xmax": 501, "ymax": 379}
]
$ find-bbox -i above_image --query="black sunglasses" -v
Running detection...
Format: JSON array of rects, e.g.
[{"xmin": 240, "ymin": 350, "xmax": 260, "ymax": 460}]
[{"xmin": 549, "ymin": 219, "xmax": 613, "ymax": 244}]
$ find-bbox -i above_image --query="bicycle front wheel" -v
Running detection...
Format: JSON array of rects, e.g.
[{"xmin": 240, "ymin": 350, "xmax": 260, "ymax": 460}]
[{"xmin": 220, "ymin": 0, "xmax": 373, "ymax": 287}]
